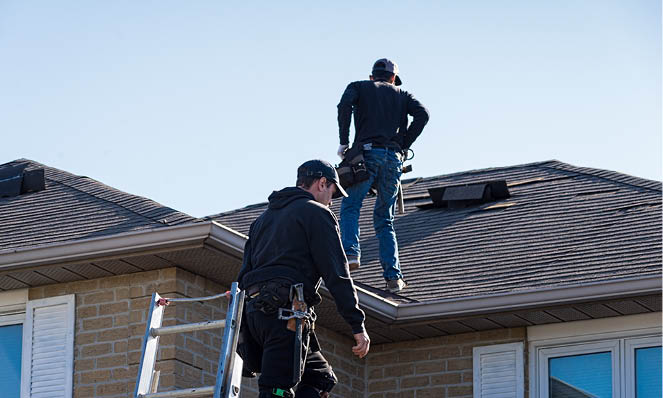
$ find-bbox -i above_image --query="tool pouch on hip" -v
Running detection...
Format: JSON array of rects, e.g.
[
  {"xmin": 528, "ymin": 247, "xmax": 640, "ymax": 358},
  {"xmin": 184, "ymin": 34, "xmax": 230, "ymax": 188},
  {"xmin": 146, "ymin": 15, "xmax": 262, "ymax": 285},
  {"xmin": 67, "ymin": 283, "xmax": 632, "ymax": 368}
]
[
  {"xmin": 251, "ymin": 283, "xmax": 289, "ymax": 315},
  {"xmin": 336, "ymin": 145, "xmax": 369, "ymax": 189}
]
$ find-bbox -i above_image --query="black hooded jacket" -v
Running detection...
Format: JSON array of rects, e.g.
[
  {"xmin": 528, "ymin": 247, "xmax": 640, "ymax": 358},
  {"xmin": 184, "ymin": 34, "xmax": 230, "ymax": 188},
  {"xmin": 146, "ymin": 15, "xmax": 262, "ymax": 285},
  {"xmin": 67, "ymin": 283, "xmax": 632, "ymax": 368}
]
[
  {"xmin": 237, "ymin": 187, "xmax": 365, "ymax": 334},
  {"xmin": 337, "ymin": 80, "xmax": 429, "ymax": 150}
]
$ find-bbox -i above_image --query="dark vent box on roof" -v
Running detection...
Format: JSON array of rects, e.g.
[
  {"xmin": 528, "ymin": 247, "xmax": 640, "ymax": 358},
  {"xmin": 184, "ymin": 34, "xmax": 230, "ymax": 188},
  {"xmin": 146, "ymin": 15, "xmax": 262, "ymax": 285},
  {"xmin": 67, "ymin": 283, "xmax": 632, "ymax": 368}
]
[{"xmin": 428, "ymin": 180, "xmax": 510, "ymax": 209}]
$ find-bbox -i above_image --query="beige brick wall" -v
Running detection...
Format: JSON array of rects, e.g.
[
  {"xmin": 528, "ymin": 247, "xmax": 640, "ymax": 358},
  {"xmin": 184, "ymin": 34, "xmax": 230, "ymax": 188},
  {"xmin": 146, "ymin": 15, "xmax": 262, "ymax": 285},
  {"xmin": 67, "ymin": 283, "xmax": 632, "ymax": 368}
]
[
  {"xmin": 27, "ymin": 267, "xmax": 363, "ymax": 397},
  {"xmin": 29, "ymin": 268, "xmax": 527, "ymax": 398},
  {"xmin": 364, "ymin": 328, "xmax": 527, "ymax": 398},
  {"xmin": 30, "ymin": 268, "xmax": 182, "ymax": 398}
]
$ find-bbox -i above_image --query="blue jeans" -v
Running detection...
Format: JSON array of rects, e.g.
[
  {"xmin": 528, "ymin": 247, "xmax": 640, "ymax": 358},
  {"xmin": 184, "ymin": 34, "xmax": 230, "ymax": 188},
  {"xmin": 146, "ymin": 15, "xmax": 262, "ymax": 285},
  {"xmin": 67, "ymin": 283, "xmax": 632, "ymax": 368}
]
[{"xmin": 339, "ymin": 148, "xmax": 403, "ymax": 281}]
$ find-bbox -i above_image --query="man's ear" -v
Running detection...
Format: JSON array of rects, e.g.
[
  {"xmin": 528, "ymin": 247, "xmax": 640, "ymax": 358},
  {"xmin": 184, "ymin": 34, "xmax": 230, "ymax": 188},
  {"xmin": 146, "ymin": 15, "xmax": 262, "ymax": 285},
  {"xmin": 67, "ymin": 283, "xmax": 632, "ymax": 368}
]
[
  {"xmin": 318, "ymin": 177, "xmax": 328, "ymax": 191},
  {"xmin": 369, "ymin": 75, "xmax": 374, "ymax": 81}
]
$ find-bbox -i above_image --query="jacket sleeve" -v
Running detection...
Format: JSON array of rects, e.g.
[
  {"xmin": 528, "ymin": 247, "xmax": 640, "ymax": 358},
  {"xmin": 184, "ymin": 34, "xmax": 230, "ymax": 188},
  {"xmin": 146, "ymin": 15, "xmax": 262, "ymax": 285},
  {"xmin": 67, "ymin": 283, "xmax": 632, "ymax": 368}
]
[
  {"xmin": 236, "ymin": 223, "xmax": 254, "ymax": 289},
  {"xmin": 307, "ymin": 207, "xmax": 366, "ymax": 334},
  {"xmin": 337, "ymin": 82, "xmax": 359, "ymax": 146},
  {"xmin": 402, "ymin": 93, "xmax": 430, "ymax": 150}
]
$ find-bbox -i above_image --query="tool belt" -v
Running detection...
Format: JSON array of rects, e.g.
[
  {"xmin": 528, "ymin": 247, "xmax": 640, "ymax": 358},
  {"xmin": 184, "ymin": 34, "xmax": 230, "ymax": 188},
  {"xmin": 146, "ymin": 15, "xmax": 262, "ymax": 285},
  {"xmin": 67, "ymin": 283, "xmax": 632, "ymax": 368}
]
[
  {"xmin": 336, "ymin": 145, "xmax": 369, "ymax": 189},
  {"xmin": 246, "ymin": 280, "xmax": 292, "ymax": 315}
]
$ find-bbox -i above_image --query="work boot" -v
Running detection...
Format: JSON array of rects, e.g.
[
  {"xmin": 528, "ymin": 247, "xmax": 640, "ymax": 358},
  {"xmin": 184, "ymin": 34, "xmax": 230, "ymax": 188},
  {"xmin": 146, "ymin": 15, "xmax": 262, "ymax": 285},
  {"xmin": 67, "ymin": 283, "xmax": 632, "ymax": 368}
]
[
  {"xmin": 347, "ymin": 255, "xmax": 360, "ymax": 271},
  {"xmin": 386, "ymin": 278, "xmax": 407, "ymax": 293}
]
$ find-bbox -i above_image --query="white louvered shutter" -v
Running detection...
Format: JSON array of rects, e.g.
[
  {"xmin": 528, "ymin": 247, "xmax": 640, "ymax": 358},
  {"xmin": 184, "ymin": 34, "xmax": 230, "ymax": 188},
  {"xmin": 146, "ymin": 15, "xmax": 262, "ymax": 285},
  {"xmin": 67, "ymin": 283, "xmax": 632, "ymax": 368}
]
[
  {"xmin": 473, "ymin": 342, "xmax": 524, "ymax": 398},
  {"xmin": 20, "ymin": 294, "xmax": 75, "ymax": 398}
]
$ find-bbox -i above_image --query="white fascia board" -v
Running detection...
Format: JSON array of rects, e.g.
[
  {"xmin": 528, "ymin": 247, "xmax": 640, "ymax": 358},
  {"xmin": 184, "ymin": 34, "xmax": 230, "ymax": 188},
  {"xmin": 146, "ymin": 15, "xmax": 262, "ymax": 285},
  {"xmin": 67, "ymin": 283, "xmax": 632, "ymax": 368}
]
[
  {"xmin": 206, "ymin": 221, "xmax": 248, "ymax": 256},
  {"xmin": 393, "ymin": 275, "xmax": 662, "ymax": 322},
  {"xmin": 0, "ymin": 221, "xmax": 246, "ymax": 271}
]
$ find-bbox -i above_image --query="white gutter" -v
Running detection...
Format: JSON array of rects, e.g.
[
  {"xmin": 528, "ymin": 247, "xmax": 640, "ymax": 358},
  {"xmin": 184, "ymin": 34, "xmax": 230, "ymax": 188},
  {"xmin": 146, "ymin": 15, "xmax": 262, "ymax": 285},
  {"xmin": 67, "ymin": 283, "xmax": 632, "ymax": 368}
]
[
  {"xmin": 391, "ymin": 275, "xmax": 662, "ymax": 323},
  {"xmin": 0, "ymin": 221, "xmax": 247, "ymax": 271},
  {"xmin": 207, "ymin": 221, "xmax": 247, "ymax": 255}
]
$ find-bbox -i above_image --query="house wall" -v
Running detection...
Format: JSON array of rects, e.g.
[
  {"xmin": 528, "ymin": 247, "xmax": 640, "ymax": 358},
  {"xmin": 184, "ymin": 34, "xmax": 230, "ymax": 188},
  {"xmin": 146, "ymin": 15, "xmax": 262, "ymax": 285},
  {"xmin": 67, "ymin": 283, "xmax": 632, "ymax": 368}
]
[
  {"xmin": 365, "ymin": 328, "xmax": 527, "ymax": 398},
  {"xmin": 28, "ymin": 267, "xmax": 366, "ymax": 398},
  {"xmin": 29, "ymin": 268, "xmax": 182, "ymax": 398},
  {"xmin": 28, "ymin": 267, "xmax": 529, "ymax": 398}
]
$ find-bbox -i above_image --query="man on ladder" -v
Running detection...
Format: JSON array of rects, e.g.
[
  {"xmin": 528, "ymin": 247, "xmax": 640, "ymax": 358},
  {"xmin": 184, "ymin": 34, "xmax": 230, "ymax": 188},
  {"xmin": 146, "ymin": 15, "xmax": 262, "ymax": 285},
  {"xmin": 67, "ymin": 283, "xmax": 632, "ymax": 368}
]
[{"xmin": 237, "ymin": 159, "xmax": 370, "ymax": 398}]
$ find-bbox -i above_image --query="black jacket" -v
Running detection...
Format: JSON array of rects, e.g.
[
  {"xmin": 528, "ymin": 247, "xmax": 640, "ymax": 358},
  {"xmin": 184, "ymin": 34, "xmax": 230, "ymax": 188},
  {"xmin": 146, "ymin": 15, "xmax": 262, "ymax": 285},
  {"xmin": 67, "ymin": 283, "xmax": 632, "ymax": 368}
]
[
  {"xmin": 338, "ymin": 80, "xmax": 429, "ymax": 150},
  {"xmin": 237, "ymin": 187, "xmax": 365, "ymax": 334}
]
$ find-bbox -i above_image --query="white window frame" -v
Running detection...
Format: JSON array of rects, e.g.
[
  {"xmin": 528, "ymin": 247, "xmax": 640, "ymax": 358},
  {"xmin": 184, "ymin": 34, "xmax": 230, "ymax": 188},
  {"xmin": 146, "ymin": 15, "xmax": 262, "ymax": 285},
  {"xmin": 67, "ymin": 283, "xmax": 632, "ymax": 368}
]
[
  {"xmin": 0, "ymin": 289, "xmax": 28, "ymax": 398},
  {"xmin": 529, "ymin": 312, "xmax": 662, "ymax": 398},
  {"xmin": 624, "ymin": 336, "xmax": 661, "ymax": 398},
  {"xmin": 537, "ymin": 339, "xmax": 620, "ymax": 397}
]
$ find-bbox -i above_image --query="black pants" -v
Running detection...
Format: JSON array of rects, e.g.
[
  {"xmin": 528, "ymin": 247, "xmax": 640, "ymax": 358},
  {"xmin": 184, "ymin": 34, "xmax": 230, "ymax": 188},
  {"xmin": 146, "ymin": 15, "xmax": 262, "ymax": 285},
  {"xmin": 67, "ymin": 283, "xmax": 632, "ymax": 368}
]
[{"xmin": 240, "ymin": 300, "xmax": 336, "ymax": 397}]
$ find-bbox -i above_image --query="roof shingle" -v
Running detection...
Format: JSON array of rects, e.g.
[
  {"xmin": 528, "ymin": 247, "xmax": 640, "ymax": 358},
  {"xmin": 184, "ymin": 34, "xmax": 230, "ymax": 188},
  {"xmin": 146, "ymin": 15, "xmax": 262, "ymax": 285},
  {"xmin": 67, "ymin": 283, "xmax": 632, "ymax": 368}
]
[
  {"xmin": 207, "ymin": 160, "xmax": 662, "ymax": 303},
  {"xmin": 0, "ymin": 159, "xmax": 197, "ymax": 252}
]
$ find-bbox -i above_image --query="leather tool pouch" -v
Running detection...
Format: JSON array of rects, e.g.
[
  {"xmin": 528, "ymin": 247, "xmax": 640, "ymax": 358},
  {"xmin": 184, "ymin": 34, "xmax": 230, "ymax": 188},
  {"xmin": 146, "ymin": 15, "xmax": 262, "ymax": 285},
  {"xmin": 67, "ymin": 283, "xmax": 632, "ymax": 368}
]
[{"xmin": 336, "ymin": 145, "xmax": 369, "ymax": 189}]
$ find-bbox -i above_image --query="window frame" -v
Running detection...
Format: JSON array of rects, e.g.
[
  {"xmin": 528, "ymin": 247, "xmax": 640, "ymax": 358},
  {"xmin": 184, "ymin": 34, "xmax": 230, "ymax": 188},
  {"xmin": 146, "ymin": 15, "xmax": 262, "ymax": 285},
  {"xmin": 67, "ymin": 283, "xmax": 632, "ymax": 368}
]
[
  {"xmin": 538, "ymin": 339, "xmax": 621, "ymax": 397},
  {"xmin": 624, "ymin": 336, "xmax": 661, "ymax": 398},
  {"xmin": 0, "ymin": 290, "xmax": 27, "ymax": 398},
  {"xmin": 528, "ymin": 313, "xmax": 662, "ymax": 398}
]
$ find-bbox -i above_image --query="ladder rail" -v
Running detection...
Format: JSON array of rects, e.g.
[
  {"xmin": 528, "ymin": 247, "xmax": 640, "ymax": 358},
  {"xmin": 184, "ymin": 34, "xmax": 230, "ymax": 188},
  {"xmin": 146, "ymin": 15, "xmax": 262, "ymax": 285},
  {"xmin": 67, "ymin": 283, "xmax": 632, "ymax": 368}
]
[
  {"xmin": 134, "ymin": 293, "xmax": 165, "ymax": 397},
  {"xmin": 214, "ymin": 283, "xmax": 245, "ymax": 398}
]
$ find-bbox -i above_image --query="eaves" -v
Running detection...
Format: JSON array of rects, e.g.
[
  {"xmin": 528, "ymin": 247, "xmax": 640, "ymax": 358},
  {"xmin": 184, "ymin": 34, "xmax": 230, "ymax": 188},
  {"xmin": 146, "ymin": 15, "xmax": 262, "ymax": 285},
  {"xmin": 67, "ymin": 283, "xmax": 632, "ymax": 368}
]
[{"xmin": 0, "ymin": 223, "xmax": 659, "ymax": 324}]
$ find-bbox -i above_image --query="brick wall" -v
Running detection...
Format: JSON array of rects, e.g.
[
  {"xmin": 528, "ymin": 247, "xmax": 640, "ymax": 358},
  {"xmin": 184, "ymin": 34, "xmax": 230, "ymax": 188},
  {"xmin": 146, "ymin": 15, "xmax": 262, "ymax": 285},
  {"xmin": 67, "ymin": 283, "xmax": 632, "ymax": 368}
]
[
  {"xmin": 365, "ymin": 328, "xmax": 527, "ymax": 398},
  {"xmin": 30, "ymin": 268, "xmax": 182, "ymax": 397},
  {"xmin": 29, "ymin": 268, "xmax": 526, "ymax": 398}
]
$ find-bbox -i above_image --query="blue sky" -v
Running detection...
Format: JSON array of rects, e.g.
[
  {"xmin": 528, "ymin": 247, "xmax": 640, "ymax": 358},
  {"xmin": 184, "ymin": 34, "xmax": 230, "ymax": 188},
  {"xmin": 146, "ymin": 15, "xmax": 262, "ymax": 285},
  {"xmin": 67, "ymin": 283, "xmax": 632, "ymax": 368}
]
[{"xmin": 1, "ymin": 1, "xmax": 660, "ymax": 217}]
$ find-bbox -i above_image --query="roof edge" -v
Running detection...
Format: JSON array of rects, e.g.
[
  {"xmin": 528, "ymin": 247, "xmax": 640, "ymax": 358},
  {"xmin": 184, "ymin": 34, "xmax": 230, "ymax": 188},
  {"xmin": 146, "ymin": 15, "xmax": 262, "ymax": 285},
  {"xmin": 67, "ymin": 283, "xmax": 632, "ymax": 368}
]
[
  {"xmin": 392, "ymin": 275, "xmax": 662, "ymax": 322},
  {"xmin": 0, "ymin": 222, "xmax": 224, "ymax": 271},
  {"xmin": 205, "ymin": 221, "xmax": 249, "ymax": 257}
]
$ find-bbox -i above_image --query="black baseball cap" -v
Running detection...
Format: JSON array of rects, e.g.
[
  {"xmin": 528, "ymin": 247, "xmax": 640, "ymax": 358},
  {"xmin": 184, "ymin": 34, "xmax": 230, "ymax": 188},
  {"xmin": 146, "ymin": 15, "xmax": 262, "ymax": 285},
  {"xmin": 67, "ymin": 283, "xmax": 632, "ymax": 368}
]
[
  {"xmin": 297, "ymin": 159, "xmax": 348, "ymax": 199},
  {"xmin": 372, "ymin": 58, "xmax": 402, "ymax": 86}
]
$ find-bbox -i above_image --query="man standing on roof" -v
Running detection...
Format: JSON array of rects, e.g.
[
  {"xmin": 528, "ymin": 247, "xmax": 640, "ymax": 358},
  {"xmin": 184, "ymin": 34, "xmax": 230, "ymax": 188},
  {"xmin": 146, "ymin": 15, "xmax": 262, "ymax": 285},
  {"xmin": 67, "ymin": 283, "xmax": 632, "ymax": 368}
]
[
  {"xmin": 337, "ymin": 58, "xmax": 430, "ymax": 293},
  {"xmin": 236, "ymin": 159, "xmax": 370, "ymax": 398}
]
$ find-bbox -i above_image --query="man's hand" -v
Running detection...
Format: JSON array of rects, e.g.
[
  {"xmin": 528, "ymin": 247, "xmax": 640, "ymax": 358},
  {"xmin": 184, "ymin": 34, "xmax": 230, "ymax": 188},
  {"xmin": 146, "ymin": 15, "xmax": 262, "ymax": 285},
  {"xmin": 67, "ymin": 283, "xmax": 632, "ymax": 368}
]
[
  {"xmin": 352, "ymin": 331, "xmax": 370, "ymax": 358},
  {"xmin": 337, "ymin": 144, "xmax": 349, "ymax": 160}
]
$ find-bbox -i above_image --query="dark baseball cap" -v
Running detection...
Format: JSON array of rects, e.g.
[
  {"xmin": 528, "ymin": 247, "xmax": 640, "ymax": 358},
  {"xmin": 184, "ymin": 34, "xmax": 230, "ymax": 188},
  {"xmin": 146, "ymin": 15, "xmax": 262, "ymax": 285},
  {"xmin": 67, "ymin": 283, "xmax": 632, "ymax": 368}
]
[
  {"xmin": 372, "ymin": 58, "xmax": 402, "ymax": 86},
  {"xmin": 297, "ymin": 159, "xmax": 348, "ymax": 199}
]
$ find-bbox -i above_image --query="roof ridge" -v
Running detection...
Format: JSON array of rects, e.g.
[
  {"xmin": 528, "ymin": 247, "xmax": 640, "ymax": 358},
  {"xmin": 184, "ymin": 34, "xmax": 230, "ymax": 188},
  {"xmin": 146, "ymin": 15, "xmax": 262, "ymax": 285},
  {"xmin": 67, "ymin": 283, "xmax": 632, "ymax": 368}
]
[
  {"xmin": 205, "ymin": 201, "xmax": 269, "ymax": 219},
  {"xmin": 402, "ymin": 159, "xmax": 560, "ymax": 185},
  {"xmin": 540, "ymin": 161, "xmax": 662, "ymax": 192}
]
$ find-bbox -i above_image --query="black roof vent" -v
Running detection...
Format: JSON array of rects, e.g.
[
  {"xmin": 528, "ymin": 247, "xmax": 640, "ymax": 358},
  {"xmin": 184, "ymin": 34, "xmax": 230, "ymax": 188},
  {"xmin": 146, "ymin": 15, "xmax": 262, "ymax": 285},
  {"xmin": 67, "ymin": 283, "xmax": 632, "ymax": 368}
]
[
  {"xmin": 427, "ymin": 180, "xmax": 510, "ymax": 209},
  {"xmin": 0, "ymin": 165, "xmax": 46, "ymax": 198}
]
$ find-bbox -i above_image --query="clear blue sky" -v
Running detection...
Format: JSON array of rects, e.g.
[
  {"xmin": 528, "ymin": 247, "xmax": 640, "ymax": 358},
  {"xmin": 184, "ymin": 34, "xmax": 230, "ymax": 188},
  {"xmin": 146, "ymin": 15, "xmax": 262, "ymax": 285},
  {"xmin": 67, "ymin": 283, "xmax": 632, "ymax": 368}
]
[{"xmin": 1, "ymin": 1, "xmax": 660, "ymax": 217}]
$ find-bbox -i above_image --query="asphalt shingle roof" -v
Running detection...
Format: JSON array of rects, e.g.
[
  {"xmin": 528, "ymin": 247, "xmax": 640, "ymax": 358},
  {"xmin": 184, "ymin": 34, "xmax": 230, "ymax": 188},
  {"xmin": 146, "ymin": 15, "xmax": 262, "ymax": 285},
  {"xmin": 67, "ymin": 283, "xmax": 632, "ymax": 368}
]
[
  {"xmin": 0, "ymin": 159, "xmax": 197, "ymax": 251},
  {"xmin": 207, "ymin": 160, "xmax": 662, "ymax": 303}
]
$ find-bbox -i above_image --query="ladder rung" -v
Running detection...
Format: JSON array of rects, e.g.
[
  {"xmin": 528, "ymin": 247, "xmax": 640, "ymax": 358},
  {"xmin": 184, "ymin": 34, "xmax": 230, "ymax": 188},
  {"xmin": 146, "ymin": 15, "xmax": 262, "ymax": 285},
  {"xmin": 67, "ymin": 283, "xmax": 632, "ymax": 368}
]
[
  {"xmin": 151, "ymin": 320, "xmax": 226, "ymax": 337},
  {"xmin": 140, "ymin": 385, "xmax": 214, "ymax": 398}
]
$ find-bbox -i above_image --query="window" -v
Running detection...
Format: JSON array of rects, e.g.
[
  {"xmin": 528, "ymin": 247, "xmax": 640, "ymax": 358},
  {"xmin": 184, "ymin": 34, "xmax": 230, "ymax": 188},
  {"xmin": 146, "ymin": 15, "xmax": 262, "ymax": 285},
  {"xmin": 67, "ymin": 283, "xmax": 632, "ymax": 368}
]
[
  {"xmin": 529, "ymin": 313, "xmax": 662, "ymax": 398},
  {"xmin": 0, "ymin": 290, "xmax": 27, "ymax": 398},
  {"xmin": 0, "ymin": 316, "xmax": 24, "ymax": 398},
  {"xmin": 0, "ymin": 291, "xmax": 75, "ymax": 398}
]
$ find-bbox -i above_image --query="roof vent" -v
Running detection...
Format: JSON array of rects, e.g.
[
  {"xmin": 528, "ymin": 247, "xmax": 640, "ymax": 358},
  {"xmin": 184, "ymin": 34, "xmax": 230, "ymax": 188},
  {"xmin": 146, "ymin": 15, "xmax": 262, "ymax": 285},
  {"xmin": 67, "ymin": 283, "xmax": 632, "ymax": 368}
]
[
  {"xmin": 0, "ymin": 165, "xmax": 46, "ymax": 198},
  {"xmin": 427, "ymin": 180, "xmax": 510, "ymax": 209}
]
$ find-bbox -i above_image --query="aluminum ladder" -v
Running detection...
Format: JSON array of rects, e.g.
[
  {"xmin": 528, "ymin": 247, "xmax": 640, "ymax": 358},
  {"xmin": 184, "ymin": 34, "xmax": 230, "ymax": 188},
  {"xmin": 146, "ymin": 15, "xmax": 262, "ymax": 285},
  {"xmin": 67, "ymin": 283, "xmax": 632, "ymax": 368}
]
[{"xmin": 134, "ymin": 282, "xmax": 245, "ymax": 398}]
